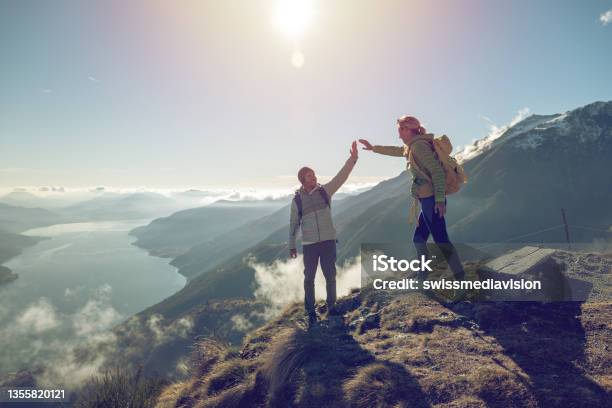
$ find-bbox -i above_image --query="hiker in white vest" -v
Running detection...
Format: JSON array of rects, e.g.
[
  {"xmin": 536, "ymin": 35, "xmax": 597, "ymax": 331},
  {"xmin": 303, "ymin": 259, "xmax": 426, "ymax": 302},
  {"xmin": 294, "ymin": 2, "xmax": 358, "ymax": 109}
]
[{"xmin": 289, "ymin": 141, "xmax": 358, "ymax": 325}]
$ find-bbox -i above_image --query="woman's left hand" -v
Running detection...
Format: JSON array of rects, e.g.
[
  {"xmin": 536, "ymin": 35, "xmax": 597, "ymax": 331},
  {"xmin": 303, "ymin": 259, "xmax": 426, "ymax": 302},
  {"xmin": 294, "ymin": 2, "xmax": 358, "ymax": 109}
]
[{"xmin": 435, "ymin": 202, "xmax": 446, "ymax": 218}]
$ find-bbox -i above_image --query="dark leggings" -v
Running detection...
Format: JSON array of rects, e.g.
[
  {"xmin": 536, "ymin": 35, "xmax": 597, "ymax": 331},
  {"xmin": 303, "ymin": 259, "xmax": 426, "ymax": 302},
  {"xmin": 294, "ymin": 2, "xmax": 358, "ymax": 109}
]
[{"xmin": 413, "ymin": 196, "xmax": 465, "ymax": 280}]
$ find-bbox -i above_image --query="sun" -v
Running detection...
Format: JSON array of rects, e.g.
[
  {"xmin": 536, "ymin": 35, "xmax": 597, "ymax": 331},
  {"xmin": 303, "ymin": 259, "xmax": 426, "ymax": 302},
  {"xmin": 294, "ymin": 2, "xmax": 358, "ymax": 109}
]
[{"xmin": 272, "ymin": 0, "xmax": 314, "ymax": 41}]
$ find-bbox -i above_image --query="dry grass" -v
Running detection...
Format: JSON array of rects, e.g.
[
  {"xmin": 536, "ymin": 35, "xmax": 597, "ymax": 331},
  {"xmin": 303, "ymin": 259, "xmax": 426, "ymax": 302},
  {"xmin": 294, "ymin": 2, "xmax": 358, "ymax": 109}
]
[
  {"xmin": 468, "ymin": 366, "xmax": 535, "ymax": 408},
  {"xmin": 155, "ymin": 381, "xmax": 190, "ymax": 408},
  {"xmin": 343, "ymin": 362, "xmax": 428, "ymax": 408},
  {"xmin": 259, "ymin": 328, "xmax": 311, "ymax": 401},
  {"xmin": 155, "ymin": 262, "xmax": 611, "ymax": 407},
  {"xmin": 74, "ymin": 366, "xmax": 168, "ymax": 408},
  {"xmin": 205, "ymin": 359, "xmax": 251, "ymax": 396}
]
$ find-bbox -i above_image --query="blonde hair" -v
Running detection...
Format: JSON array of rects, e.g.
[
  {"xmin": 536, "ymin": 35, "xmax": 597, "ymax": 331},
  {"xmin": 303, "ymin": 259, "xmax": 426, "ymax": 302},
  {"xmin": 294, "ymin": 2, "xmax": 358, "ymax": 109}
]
[{"xmin": 397, "ymin": 115, "xmax": 426, "ymax": 135}]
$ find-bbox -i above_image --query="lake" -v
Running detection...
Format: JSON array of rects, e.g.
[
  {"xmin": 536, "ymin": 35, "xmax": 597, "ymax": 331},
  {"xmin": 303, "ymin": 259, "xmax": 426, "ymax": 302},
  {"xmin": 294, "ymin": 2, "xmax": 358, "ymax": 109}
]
[{"xmin": 0, "ymin": 220, "xmax": 186, "ymax": 375}]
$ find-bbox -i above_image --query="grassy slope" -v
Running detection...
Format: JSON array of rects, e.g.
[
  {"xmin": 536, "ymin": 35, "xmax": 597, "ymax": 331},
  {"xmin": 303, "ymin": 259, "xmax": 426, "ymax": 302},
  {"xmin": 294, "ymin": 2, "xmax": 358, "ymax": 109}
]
[
  {"xmin": 105, "ymin": 299, "xmax": 268, "ymax": 382},
  {"xmin": 155, "ymin": 263, "xmax": 611, "ymax": 407}
]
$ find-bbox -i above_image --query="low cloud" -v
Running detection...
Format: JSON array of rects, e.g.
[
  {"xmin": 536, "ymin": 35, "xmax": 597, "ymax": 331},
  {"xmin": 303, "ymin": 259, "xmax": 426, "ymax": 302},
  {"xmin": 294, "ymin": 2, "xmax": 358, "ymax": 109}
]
[
  {"xmin": 248, "ymin": 255, "xmax": 361, "ymax": 318},
  {"xmin": 51, "ymin": 186, "xmax": 65, "ymax": 192},
  {"xmin": 600, "ymin": 10, "xmax": 612, "ymax": 25},
  {"xmin": 73, "ymin": 285, "xmax": 121, "ymax": 336},
  {"xmin": 146, "ymin": 314, "xmax": 193, "ymax": 345},
  {"xmin": 231, "ymin": 314, "xmax": 254, "ymax": 331},
  {"xmin": 15, "ymin": 298, "xmax": 60, "ymax": 333},
  {"xmin": 0, "ymin": 285, "xmax": 123, "ymax": 389},
  {"xmin": 36, "ymin": 331, "xmax": 118, "ymax": 389}
]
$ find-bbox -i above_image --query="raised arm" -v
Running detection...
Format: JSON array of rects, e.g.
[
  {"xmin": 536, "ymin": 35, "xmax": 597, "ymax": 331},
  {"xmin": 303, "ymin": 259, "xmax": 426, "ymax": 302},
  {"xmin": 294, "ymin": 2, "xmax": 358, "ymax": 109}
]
[
  {"xmin": 359, "ymin": 139, "xmax": 405, "ymax": 157},
  {"xmin": 323, "ymin": 141, "xmax": 358, "ymax": 196}
]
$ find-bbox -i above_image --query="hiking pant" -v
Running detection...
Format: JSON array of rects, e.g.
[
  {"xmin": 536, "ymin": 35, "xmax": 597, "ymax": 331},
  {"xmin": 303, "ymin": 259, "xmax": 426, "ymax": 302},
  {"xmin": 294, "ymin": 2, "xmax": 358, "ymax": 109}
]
[
  {"xmin": 303, "ymin": 239, "xmax": 337, "ymax": 314},
  {"xmin": 413, "ymin": 196, "xmax": 465, "ymax": 280}
]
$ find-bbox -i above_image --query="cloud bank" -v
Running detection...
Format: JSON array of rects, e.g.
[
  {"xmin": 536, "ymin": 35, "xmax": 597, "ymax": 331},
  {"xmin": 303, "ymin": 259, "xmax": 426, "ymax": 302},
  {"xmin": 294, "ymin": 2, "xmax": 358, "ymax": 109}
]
[
  {"xmin": 248, "ymin": 255, "xmax": 361, "ymax": 318},
  {"xmin": 0, "ymin": 284, "xmax": 123, "ymax": 389}
]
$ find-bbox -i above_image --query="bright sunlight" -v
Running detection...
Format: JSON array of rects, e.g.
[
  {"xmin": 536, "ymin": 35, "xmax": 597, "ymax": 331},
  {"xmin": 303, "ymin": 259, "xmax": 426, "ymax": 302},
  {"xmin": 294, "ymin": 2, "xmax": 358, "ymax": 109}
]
[{"xmin": 272, "ymin": 0, "xmax": 314, "ymax": 41}]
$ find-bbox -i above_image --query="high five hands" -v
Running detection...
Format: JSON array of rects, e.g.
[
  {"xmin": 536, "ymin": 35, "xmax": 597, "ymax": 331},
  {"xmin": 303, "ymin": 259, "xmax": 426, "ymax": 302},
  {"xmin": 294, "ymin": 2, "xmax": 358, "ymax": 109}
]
[
  {"xmin": 350, "ymin": 140, "xmax": 358, "ymax": 161},
  {"xmin": 358, "ymin": 139, "xmax": 373, "ymax": 150}
]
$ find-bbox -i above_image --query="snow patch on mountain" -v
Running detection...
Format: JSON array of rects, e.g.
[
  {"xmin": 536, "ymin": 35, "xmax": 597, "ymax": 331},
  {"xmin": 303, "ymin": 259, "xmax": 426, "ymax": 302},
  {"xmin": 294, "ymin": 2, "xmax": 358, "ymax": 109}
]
[
  {"xmin": 511, "ymin": 101, "xmax": 612, "ymax": 148},
  {"xmin": 455, "ymin": 108, "xmax": 574, "ymax": 160},
  {"xmin": 534, "ymin": 112, "xmax": 569, "ymax": 131},
  {"xmin": 511, "ymin": 113, "xmax": 572, "ymax": 149},
  {"xmin": 455, "ymin": 107, "xmax": 533, "ymax": 163},
  {"xmin": 512, "ymin": 134, "xmax": 545, "ymax": 150}
]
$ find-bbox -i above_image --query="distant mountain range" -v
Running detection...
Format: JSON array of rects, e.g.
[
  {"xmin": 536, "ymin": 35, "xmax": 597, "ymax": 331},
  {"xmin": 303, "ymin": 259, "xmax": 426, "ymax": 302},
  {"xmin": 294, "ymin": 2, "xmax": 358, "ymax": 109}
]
[
  {"xmin": 131, "ymin": 193, "xmax": 368, "ymax": 279},
  {"xmin": 0, "ymin": 202, "xmax": 67, "ymax": 234},
  {"xmin": 0, "ymin": 190, "xmax": 294, "ymax": 274},
  {"xmin": 0, "ymin": 191, "xmax": 64, "ymax": 209},
  {"xmin": 0, "ymin": 229, "xmax": 45, "ymax": 264},
  {"xmin": 0, "ymin": 190, "xmax": 243, "ymax": 278},
  {"xmin": 129, "ymin": 198, "xmax": 290, "ymax": 259},
  {"xmin": 56, "ymin": 192, "xmax": 184, "ymax": 221},
  {"xmin": 0, "ymin": 203, "xmax": 66, "ymax": 275},
  {"xmin": 168, "ymin": 204, "xmax": 293, "ymax": 279}
]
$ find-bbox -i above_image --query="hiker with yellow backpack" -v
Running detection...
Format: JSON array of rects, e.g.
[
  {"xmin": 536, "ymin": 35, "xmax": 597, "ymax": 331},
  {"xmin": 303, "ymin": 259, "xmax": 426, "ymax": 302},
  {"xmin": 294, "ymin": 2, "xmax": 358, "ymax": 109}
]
[{"xmin": 359, "ymin": 115, "xmax": 468, "ymax": 300}]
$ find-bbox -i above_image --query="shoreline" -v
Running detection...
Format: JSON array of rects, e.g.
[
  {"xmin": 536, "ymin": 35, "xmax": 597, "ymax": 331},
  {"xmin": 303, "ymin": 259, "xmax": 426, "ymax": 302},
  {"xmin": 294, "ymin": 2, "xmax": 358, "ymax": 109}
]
[
  {"xmin": 0, "ymin": 264, "xmax": 18, "ymax": 285},
  {"xmin": 0, "ymin": 233, "xmax": 49, "ymax": 286}
]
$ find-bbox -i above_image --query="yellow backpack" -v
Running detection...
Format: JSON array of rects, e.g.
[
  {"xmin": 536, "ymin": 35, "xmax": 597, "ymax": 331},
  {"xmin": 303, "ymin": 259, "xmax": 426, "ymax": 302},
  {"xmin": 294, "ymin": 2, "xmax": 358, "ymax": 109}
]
[{"xmin": 408, "ymin": 134, "xmax": 467, "ymax": 195}]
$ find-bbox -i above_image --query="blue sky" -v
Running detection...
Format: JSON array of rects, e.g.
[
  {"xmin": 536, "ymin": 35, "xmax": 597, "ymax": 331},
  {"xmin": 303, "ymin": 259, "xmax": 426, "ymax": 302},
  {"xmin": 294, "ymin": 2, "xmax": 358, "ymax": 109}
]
[{"xmin": 1, "ymin": 0, "xmax": 611, "ymax": 190}]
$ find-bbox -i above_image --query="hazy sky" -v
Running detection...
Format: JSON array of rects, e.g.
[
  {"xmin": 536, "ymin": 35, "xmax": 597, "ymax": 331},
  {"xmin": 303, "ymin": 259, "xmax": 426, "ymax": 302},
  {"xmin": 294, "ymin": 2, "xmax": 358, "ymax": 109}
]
[{"xmin": 1, "ymin": 0, "xmax": 611, "ymax": 190}]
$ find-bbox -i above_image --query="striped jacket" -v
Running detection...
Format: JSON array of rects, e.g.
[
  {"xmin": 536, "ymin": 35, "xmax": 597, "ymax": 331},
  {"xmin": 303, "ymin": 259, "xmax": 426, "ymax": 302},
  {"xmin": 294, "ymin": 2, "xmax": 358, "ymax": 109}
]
[{"xmin": 289, "ymin": 157, "xmax": 356, "ymax": 250}]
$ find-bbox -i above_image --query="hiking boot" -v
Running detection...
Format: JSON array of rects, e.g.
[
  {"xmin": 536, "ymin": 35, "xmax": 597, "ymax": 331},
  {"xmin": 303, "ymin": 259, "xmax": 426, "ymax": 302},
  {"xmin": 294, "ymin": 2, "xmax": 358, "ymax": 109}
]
[
  {"xmin": 328, "ymin": 306, "xmax": 342, "ymax": 316},
  {"xmin": 451, "ymin": 288, "xmax": 468, "ymax": 303},
  {"xmin": 307, "ymin": 312, "xmax": 317, "ymax": 327}
]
